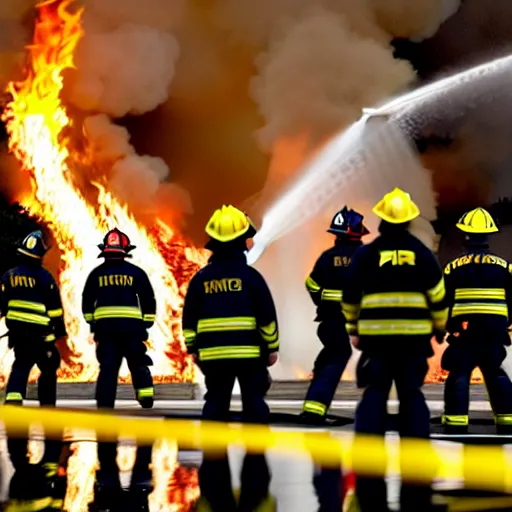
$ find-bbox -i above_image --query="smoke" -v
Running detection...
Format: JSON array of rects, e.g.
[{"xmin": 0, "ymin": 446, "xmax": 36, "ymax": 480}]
[
  {"xmin": 251, "ymin": 9, "xmax": 412, "ymax": 149},
  {"xmin": 65, "ymin": 0, "xmax": 189, "ymax": 224},
  {"xmin": 235, "ymin": 0, "xmax": 461, "ymax": 377}
]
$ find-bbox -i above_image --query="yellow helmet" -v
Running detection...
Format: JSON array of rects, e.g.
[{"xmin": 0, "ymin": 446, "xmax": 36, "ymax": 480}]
[
  {"xmin": 205, "ymin": 205, "xmax": 256, "ymax": 242},
  {"xmin": 372, "ymin": 187, "xmax": 420, "ymax": 224},
  {"xmin": 456, "ymin": 207, "xmax": 498, "ymax": 234}
]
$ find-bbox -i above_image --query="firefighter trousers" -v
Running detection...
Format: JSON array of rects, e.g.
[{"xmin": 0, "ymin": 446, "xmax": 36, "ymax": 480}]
[
  {"xmin": 353, "ymin": 353, "xmax": 433, "ymax": 512},
  {"xmin": 200, "ymin": 360, "xmax": 270, "ymax": 423},
  {"xmin": 4, "ymin": 337, "xmax": 62, "ymax": 470},
  {"xmin": 303, "ymin": 319, "xmax": 351, "ymax": 420},
  {"xmin": 94, "ymin": 336, "xmax": 154, "ymax": 409},
  {"xmin": 442, "ymin": 341, "xmax": 512, "ymax": 430}
]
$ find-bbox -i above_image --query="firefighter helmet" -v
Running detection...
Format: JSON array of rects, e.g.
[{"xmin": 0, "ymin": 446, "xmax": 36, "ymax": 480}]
[
  {"xmin": 372, "ymin": 187, "xmax": 420, "ymax": 224},
  {"xmin": 327, "ymin": 206, "xmax": 370, "ymax": 238},
  {"xmin": 98, "ymin": 228, "xmax": 136, "ymax": 258},
  {"xmin": 456, "ymin": 207, "xmax": 498, "ymax": 234},
  {"xmin": 205, "ymin": 205, "xmax": 256, "ymax": 243},
  {"xmin": 17, "ymin": 230, "xmax": 48, "ymax": 259}
]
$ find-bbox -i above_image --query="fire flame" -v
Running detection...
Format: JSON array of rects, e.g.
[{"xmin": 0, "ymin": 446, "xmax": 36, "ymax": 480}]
[{"xmin": 1, "ymin": 0, "xmax": 208, "ymax": 384}]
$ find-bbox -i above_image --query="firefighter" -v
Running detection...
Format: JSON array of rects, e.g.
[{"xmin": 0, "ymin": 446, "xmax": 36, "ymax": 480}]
[
  {"xmin": 82, "ymin": 228, "xmax": 156, "ymax": 507},
  {"xmin": 183, "ymin": 205, "xmax": 278, "ymax": 511},
  {"xmin": 342, "ymin": 188, "xmax": 448, "ymax": 511},
  {"xmin": 0, "ymin": 230, "xmax": 66, "ymax": 481},
  {"xmin": 441, "ymin": 207, "xmax": 512, "ymax": 434},
  {"xmin": 301, "ymin": 207, "xmax": 370, "ymax": 424}
]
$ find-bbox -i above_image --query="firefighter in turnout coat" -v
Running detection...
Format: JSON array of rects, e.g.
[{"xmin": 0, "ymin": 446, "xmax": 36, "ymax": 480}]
[
  {"xmin": 342, "ymin": 188, "xmax": 448, "ymax": 511},
  {"xmin": 442, "ymin": 208, "xmax": 512, "ymax": 433},
  {"xmin": 0, "ymin": 230, "xmax": 66, "ymax": 481},
  {"xmin": 301, "ymin": 207, "xmax": 370, "ymax": 424},
  {"xmin": 82, "ymin": 228, "xmax": 157, "ymax": 506},
  {"xmin": 182, "ymin": 205, "xmax": 279, "ymax": 422},
  {"xmin": 183, "ymin": 205, "xmax": 278, "ymax": 512}
]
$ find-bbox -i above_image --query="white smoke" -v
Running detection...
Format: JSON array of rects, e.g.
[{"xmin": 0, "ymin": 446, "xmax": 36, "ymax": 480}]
[{"xmin": 68, "ymin": 0, "xmax": 188, "ymax": 216}]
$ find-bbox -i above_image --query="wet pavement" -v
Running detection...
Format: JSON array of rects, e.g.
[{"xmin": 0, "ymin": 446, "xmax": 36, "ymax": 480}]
[{"xmin": 0, "ymin": 399, "xmax": 511, "ymax": 511}]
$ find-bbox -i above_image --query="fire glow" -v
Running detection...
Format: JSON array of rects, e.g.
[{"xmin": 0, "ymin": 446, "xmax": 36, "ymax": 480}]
[{"xmin": 0, "ymin": 0, "xmax": 208, "ymax": 385}]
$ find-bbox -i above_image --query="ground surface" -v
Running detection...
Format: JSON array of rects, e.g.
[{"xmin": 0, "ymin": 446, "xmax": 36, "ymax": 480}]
[{"xmin": 0, "ymin": 382, "xmax": 508, "ymax": 511}]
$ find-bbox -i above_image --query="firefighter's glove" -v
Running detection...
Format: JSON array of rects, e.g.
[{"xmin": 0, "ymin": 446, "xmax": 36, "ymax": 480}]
[
  {"xmin": 267, "ymin": 352, "xmax": 278, "ymax": 367},
  {"xmin": 350, "ymin": 335, "xmax": 360, "ymax": 350},
  {"xmin": 434, "ymin": 330, "xmax": 445, "ymax": 344},
  {"xmin": 446, "ymin": 332, "xmax": 460, "ymax": 345}
]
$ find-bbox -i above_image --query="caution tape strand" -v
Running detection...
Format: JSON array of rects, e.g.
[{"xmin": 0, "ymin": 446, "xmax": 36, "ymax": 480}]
[{"xmin": 1, "ymin": 405, "xmax": 512, "ymax": 492}]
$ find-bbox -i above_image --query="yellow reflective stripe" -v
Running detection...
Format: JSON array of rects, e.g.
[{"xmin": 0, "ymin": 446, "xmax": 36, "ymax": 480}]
[
  {"xmin": 495, "ymin": 414, "xmax": 512, "ymax": 426},
  {"xmin": 47, "ymin": 308, "xmax": 63, "ymax": 318},
  {"xmin": 45, "ymin": 334, "xmax": 56, "ymax": 342},
  {"xmin": 346, "ymin": 323, "xmax": 358, "ymax": 335},
  {"xmin": 455, "ymin": 288, "xmax": 506, "ymax": 300},
  {"xmin": 84, "ymin": 313, "xmax": 94, "ymax": 322},
  {"xmin": 451, "ymin": 303, "xmax": 508, "ymax": 317},
  {"xmin": 442, "ymin": 414, "xmax": 468, "ymax": 426},
  {"xmin": 94, "ymin": 306, "xmax": 142, "ymax": 320},
  {"xmin": 321, "ymin": 289, "xmax": 342, "ymax": 301},
  {"xmin": 361, "ymin": 292, "xmax": 427, "ymax": 309},
  {"xmin": 305, "ymin": 276, "xmax": 321, "ymax": 293},
  {"xmin": 137, "ymin": 387, "xmax": 154, "ymax": 398},
  {"xmin": 431, "ymin": 307, "xmax": 449, "ymax": 330},
  {"xmin": 303, "ymin": 400, "xmax": 327, "ymax": 416},
  {"xmin": 6, "ymin": 310, "xmax": 50, "ymax": 325},
  {"xmin": 5, "ymin": 497, "xmax": 53, "ymax": 511},
  {"xmin": 5, "ymin": 392, "xmax": 23, "ymax": 402},
  {"xmin": 427, "ymin": 278, "xmax": 446, "ymax": 304},
  {"xmin": 259, "ymin": 321, "xmax": 278, "ymax": 342},
  {"xmin": 267, "ymin": 339, "xmax": 279, "ymax": 350},
  {"xmin": 8, "ymin": 300, "xmax": 46, "ymax": 313},
  {"xmin": 432, "ymin": 308, "xmax": 449, "ymax": 320},
  {"xmin": 342, "ymin": 302, "xmax": 360, "ymax": 322},
  {"xmin": 197, "ymin": 317, "xmax": 257, "ymax": 333},
  {"xmin": 198, "ymin": 345, "xmax": 261, "ymax": 360},
  {"xmin": 5, "ymin": 498, "xmax": 53, "ymax": 512},
  {"xmin": 143, "ymin": 313, "xmax": 156, "ymax": 321},
  {"xmin": 183, "ymin": 329, "xmax": 197, "ymax": 346},
  {"xmin": 358, "ymin": 319, "xmax": 432, "ymax": 335},
  {"xmin": 50, "ymin": 499, "xmax": 64, "ymax": 510}
]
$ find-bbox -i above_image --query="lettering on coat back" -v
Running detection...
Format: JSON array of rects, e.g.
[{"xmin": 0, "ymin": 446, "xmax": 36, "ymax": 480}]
[
  {"xmin": 334, "ymin": 256, "xmax": 351, "ymax": 267},
  {"xmin": 379, "ymin": 250, "xmax": 416, "ymax": 267},
  {"xmin": 98, "ymin": 275, "xmax": 134, "ymax": 287},
  {"xmin": 204, "ymin": 278, "xmax": 242, "ymax": 294},
  {"xmin": 9, "ymin": 275, "xmax": 36, "ymax": 288},
  {"xmin": 444, "ymin": 254, "xmax": 510, "ymax": 274}
]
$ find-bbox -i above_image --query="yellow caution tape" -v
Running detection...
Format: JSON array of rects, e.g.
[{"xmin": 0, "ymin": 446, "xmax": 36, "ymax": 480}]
[{"xmin": 1, "ymin": 405, "xmax": 512, "ymax": 492}]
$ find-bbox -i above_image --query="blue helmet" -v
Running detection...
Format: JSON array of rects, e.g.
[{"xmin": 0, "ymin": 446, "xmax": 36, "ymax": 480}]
[
  {"xmin": 327, "ymin": 207, "xmax": 370, "ymax": 239},
  {"xmin": 17, "ymin": 230, "xmax": 48, "ymax": 259}
]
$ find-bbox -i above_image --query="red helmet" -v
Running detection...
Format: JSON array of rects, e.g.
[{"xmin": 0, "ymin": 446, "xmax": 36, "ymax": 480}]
[{"xmin": 98, "ymin": 228, "xmax": 136, "ymax": 258}]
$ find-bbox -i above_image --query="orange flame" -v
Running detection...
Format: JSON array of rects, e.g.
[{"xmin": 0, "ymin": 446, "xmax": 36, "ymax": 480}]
[{"xmin": 1, "ymin": 0, "xmax": 208, "ymax": 384}]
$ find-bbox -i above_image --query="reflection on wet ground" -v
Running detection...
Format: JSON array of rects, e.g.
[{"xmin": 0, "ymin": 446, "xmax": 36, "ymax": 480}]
[
  {"xmin": 3, "ymin": 426, "xmax": 512, "ymax": 511},
  {"xmin": 0, "ymin": 432, "xmax": 200, "ymax": 511},
  {"xmin": 0, "ymin": 429, "xmax": 342, "ymax": 511}
]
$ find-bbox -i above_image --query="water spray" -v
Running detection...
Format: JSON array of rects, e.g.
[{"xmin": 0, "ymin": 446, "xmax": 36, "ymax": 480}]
[{"xmin": 247, "ymin": 52, "xmax": 512, "ymax": 265}]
